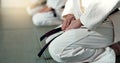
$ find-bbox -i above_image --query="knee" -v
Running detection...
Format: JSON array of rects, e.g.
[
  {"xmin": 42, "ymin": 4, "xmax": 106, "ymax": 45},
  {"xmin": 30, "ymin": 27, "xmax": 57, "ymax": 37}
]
[{"xmin": 32, "ymin": 13, "xmax": 48, "ymax": 26}]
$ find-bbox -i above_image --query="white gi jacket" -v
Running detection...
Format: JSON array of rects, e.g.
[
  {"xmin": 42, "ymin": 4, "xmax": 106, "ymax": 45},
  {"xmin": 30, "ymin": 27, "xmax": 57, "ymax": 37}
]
[
  {"xmin": 62, "ymin": 0, "xmax": 120, "ymax": 30},
  {"xmin": 46, "ymin": 0, "xmax": 120, "ymax": 63}
]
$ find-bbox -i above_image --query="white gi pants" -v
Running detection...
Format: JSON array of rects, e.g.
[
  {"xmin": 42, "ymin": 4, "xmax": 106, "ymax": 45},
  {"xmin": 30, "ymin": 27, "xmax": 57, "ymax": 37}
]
[
  {"xmin": 32, "ymin": 0, "xmax": 66, "ymax": 26},
  {"xmin": 46, "ymin": 18, "xmax": 115, "ymax": 63}
]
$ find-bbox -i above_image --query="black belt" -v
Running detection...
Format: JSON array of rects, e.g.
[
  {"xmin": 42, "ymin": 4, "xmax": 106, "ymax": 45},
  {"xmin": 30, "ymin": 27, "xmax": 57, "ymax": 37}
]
[
  {"xmin": 38, "ymin": 28, "xmax": 62, "ymax": 57},
  {"xmin": 37, "ymin": 8, "xmax": 119, "ymax": 58},
  {"xmin": 110, "ymin": 8, "xmax": 119, "ymax": 15}
]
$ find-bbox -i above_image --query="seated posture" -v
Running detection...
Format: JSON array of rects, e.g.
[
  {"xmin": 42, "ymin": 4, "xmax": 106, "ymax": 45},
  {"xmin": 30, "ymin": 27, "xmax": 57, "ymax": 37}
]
[
  {"xmin": 46, "ymin": 0, "xmax": 120, "ymax": 63},
  {"xmin": 27, "ymin": 0, "xmax": 66, "ymax": 26}
]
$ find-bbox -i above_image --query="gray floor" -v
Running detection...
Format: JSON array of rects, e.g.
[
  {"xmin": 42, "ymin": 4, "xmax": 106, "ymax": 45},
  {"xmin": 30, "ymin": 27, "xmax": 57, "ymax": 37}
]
[
  {"xmin": 0, "ymin": 8, "xmax": 120, "ymax": 63},
  {"xmin": 0, "ymin": 8, "xmax": 57, "ymax": 63}
]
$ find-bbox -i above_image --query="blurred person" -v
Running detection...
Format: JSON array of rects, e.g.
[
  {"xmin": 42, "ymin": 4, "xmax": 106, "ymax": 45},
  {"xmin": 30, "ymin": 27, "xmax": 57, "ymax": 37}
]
[
  {"xmin": 27, "ymin": 0, "xmax": 46, "ymax": 16},
  {"xmin": 32, "ymin": 0, "xmax": 66, "ymax": 26}
]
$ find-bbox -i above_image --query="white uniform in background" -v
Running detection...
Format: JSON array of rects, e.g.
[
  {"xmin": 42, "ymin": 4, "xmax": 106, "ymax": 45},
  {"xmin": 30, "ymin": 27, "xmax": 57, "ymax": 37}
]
[
  {"xmin": 32, "ymin": 0, "xmax": 66, "ymax": 26},
  {"xmin": 30, "ymin": 0, "xmax": 42, "ymax": 4},
  {"xmin": 46, "ymin": 0, "xmax": 120, "ymax": 63},
  {"xmin": 27, "ymin": 0, "xmax": 46, "ymax": 15}
]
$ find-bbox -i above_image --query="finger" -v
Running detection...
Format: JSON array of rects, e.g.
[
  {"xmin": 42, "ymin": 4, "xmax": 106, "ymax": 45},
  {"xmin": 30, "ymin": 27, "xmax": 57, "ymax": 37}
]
[
  {"xmin": 62, "ymin": 20, "xmax": 68, "ymax": 30},
  {"xmin": 62, "ymin": 16, "xmax": 75, "ymax": 31},
  {"xmin": 65, "ymin": 19, "xmax": 71, "ymax": 29},
  {"xmin": 65, "ymin": 20, "xmax": 76, "ymax": 31},
  {"xmin": 64, "ymin": 17, "xmax": 75, "ymax": 30},
  {"xmin": 65, "ymin": 22, "xmax": 73, "ymax": 31}
]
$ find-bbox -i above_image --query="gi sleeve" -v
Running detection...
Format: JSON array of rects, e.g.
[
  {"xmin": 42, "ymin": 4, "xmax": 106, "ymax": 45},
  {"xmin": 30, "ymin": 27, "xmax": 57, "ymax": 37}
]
[
  {"xmin": 80, "ymin": 0, "xmax": 120, "ymax": 30},
  {"xmin": 62, "ymin": 0, "xmax": 73, "ymax": 17}
]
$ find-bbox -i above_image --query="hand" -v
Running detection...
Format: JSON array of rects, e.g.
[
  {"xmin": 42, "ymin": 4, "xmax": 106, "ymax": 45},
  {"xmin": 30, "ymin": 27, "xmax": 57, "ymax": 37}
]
[
  {"xmin": 62, "ymin": 14, "xmax": 75, "ymax": 31},
  {"xmin": 65, "ymin": 19, "xmax": 82, "ymax": 31}
]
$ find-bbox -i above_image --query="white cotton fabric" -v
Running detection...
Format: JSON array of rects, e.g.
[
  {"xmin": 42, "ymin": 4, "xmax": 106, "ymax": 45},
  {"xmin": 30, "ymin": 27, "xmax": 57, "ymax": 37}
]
[
  {"xmin": 109, "ymin": 11, "xmax": 120, "ymax": 43},
  {"xmin": 32, "ymin": 11, "xmax": 62, "ymax": 26},
  {"xmin": 46, "ymin": 0, "xmax": 120, "ymax": 63},
  {"xmin": 47, "ymin": 24, "xmax": 114, "ymax": 63}
]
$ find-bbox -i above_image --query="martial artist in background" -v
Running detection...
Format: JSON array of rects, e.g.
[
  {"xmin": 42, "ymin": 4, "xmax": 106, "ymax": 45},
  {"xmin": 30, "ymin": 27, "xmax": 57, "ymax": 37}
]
[
  {"xmin": 27, "ymin": 0, "xmax": 66, "ymax": 26},
  {"xmin": 27, "ymin": 0, "xmax": 46, "ymax": 15}
]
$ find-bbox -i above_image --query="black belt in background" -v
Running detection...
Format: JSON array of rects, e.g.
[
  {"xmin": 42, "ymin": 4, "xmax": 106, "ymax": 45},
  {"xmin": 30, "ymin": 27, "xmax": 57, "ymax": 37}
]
[
  {"xmin": 51, "ymin": 5, "xmax": 65, "ymax": 17},
  {"xmin": 51, "ymin": 8, "xmax": 57, "ymax": 17}
]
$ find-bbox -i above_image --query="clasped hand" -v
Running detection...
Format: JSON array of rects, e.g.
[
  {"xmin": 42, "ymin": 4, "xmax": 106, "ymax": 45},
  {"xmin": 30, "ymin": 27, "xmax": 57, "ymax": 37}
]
[{"xmin": 62, "ymin": 14, "xmax": 82, "ymax": 31}]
